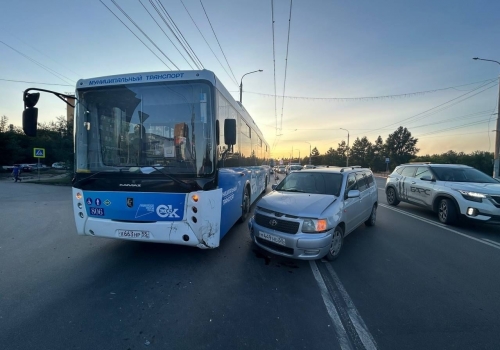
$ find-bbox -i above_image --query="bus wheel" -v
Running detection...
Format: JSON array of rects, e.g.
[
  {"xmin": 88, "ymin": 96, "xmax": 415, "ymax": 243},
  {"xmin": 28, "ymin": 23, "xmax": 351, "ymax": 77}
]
[
  {"xmin": 238, "ymin": 188, "xmax": 250, "ymax": 223},
  {"xmin": 263, "ymin": 177, "xmax": 268, "ymax": 193}
]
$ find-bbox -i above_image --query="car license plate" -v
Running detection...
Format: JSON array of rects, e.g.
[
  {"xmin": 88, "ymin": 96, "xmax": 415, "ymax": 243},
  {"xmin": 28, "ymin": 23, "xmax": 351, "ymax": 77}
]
[
  {"xmin": 117, "ymin": 230, "xmax": 150, "ymax": 239},
  {"xmin": 259, "ymin": 231, "xmax": 286, "ymax": 246}
]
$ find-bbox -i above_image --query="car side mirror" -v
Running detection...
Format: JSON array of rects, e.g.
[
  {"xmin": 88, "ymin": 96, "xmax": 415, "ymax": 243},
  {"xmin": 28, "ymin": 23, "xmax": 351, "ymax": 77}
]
[
  {"xmin": 420, "ymin": 175, "xmax": 435, "ymax": 182},
  {"xmin": 272, "ymin": 184, "xmax": 278, "ymax": 191},
  {"xmin": 347, "ymin": 189, "xmax": 360, "ymax": 198}
]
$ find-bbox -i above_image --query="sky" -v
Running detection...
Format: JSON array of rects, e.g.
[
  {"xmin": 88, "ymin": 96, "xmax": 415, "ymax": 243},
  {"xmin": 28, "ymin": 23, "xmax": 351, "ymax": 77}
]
[{"xmin": 1, "ymin": 0, "xmax": 500, "ymax": 160}]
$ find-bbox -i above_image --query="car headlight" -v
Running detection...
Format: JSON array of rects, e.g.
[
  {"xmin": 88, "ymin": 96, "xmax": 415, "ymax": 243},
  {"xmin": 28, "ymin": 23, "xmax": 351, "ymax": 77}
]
[
  {"xmin": 458, "ymin": 190, "xmax": 486, "ymax": 203},
  {"xmin": 302, "ymin": 219, "xmax": 328, "ymax": 233}
]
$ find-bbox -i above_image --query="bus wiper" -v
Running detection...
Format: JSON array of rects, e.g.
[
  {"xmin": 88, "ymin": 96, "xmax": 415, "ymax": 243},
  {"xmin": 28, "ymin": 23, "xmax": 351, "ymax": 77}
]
[
  {"xmin": 148, "ymin": 166, "xmax": 195, "ymax": 190},
  {"xmin": 73, "ymin": 171, "xmax": 104, "ymax": 186}
]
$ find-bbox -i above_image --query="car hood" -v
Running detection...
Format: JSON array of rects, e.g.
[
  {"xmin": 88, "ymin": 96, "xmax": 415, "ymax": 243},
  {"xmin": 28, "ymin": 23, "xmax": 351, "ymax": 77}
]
[
  {"xmin": 443, "ymin": 181, "xmax": 500, "ymax": 195},
  {"xmin": 257, "ymin": 191, "xmax": 337, "ymax": 218}
]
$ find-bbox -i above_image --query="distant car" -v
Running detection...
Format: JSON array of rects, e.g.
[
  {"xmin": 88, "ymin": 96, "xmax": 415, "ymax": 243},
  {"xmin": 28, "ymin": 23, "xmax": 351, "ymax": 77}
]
[
  {"xmin": 249, "ymin": 166, "xmax": 378, "ymax": 260},
  {"xmin": 385, "ymin": 163, "xmax": 500, "ymax": 225},
  {"xmin": 14, "ymin": 164, "xmax": 32, "ymax": 172},
  {"xmin": 52, "ymin": 162, "xmax": 67, "ymax": 169},
  {"xmin": 286, "ymin": 164, "xmax": 303, "ymax": 174},
  {"xmin": 303, "ymin": 165, "xmax": 316, "ymax": 169},
  {"xmin": 277, "ymin": 166, "xmax": 286, "ymax": 174}
]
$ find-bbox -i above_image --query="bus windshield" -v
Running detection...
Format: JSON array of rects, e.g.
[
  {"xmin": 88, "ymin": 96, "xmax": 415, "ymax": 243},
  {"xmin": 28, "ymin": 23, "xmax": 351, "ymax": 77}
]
[{"xmin": 75, "ymin": 82, "xmax": 214, "ymax": 176}]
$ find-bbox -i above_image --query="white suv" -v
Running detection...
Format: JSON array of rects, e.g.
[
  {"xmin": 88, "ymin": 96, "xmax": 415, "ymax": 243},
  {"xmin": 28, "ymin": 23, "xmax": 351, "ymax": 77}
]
[{"xmin": 385, "ymin": 163, "xmax": 500, "ymax": 225}]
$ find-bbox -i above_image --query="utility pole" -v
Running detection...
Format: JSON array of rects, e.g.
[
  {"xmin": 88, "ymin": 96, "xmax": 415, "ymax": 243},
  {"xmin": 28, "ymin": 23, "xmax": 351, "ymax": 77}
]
[
  {"xmin": 239, "ymin": 70, "xmax": 263, "ymax": 103},
  {"xmin": 340, "ymin": 128, "xmax": 350, "ymax": 167},
  {"xmin": 473, "ymin": 57, "xmax": 500, "ymax": 178}
]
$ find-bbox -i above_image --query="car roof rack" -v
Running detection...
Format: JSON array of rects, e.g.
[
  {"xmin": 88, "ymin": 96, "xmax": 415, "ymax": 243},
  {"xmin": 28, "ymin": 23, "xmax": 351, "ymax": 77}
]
[
  {"xmin": 339, "ymin": 165, "xmax": 362, "ymax": 172},
  {"xmin": 401, "ymin": 162, "xmax": 431, "ymax": 165}
]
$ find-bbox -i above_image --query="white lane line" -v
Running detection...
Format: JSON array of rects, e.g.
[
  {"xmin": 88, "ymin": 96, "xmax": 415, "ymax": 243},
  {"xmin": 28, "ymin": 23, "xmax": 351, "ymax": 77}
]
[
  {"xmin": 324, "ymin": 263, "xmax": 378, "ymax": 350},
  {"xmin": 378, "ymin": 188, "xmax": 384, "ymax": 191},
  {"xmin": 482, "ymin": 238, "xmax": 500, "ymax": 248},
  {"xmin": 309, "ymin": 260, "xmax": 353, "ymax": 350},
  {"xmin": 379, "ymin": 203, "xmax": 500, "ymax": 251}
]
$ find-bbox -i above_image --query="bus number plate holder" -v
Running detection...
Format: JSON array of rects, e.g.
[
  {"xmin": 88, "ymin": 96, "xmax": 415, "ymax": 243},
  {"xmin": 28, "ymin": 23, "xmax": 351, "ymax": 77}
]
[{"xmin": 117, "ymin": 230, "xmax": 150, "ymax": 239}]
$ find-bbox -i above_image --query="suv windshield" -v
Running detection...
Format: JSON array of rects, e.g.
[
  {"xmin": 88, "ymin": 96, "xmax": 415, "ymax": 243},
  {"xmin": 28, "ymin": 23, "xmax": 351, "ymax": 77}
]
[
  {"xmin": 432, "ymin": 167, "xmax": 498, "ymax": 183},
  {"xmin": 276, "ymin": 172, "xmax": 343, "ymax": 196},
  {"xmin": 75, "ymin": 82, "xmax": 214, "ymax": 177}
]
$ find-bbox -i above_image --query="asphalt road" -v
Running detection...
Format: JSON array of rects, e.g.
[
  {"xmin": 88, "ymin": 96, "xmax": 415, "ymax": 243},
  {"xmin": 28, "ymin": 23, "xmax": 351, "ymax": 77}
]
[{"xmin": 1, "ymin": 177, "xmax": 499, "ymax": 350}]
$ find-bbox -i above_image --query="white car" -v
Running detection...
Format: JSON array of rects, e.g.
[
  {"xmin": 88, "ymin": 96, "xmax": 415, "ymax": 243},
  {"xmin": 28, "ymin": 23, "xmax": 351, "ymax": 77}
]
[
  {"xmin": 385, "ymin": 163, "xmax": 500, "ymax": 225},
  {"xmin": 52, "ymin": 162, "xmax": 67, "ymax": 169}
]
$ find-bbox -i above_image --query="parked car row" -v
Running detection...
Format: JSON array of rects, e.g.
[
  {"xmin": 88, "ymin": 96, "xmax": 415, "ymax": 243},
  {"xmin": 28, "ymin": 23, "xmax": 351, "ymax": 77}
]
[{"xmin": 3, "ymin": 162, "xmax": 69, "ymax": 172}]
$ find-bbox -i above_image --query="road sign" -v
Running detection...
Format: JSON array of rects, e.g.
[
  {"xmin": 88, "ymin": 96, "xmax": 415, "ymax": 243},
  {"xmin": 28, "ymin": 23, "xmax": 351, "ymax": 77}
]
[
  {"xmin": 385, "ymin": 157, "xmax": 390, "ymax": 163},
  {"xmin": 34, "ymin": 148, "xmax": 45, "ymax": 158}
]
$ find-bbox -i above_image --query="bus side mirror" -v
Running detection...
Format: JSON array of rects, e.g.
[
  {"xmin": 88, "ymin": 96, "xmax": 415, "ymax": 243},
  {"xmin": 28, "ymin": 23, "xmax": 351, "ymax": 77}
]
[
  {"xmin": 22, "ymin": 92, "xmax": 40, "ymax": 137},
  {"xmin": 224, "ymin": 119, "xmax": 236, "ymax": 145}
]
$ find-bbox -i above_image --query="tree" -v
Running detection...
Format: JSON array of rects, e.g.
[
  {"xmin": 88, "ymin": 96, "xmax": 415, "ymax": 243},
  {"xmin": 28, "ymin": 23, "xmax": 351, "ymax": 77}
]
[
  {"xmin": 349, "ymin": 136, "xmax": 372, "ymax": 168},
  {"xmin": 370, "ymin": 135, "xmax": 386, "ymax": 172},
  {"xmin": 336, "ymin": 141, "xmax": 348, "ymax": 166},
  {"xmin": 385, "ymin": 126, "xmax": 419, "ymax": 168}
]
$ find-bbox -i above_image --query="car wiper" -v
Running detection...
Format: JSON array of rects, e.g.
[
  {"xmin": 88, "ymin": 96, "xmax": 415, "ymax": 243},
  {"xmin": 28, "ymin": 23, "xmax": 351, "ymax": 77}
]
[{"xmin": 280, "ymin": 189, "xmax": 305, "ymax": 192}]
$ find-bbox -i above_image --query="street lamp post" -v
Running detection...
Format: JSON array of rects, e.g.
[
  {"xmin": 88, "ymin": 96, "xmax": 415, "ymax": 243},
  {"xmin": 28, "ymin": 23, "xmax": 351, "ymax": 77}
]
[
  {"xmin": 303, "ymin": 141, "xmax": 312, "ymax": 165},
  {"xmin": 340, "ymin": 128, "xmax": 350, "ymax": 167},
  {"xmin": 473, "ymin": 57, "xmax": 500, "ymax": 178},
  {"xmin": 239, "ymin": 70, "xmax": 263, "ymax": 103}
]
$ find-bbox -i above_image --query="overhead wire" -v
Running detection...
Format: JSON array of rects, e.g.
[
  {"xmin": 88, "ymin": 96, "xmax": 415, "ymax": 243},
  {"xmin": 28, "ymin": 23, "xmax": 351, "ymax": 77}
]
[
  {"xmin": 237, "ymin": 78, "xmax": 497, "ymax": 101},
  {"xmin": 271, "ymin": 0, "xmax": 278, "ymax": 135},
  {"xmin": 5, "ymin": 31, "xmax": 82, "ymax": 79},
  {"xmin": 199, "ymin": 0, "xmax": 238, "ymax": 85},
  {"xmin": 180, "ymin": 0, "xmax": 237, "ymax": 86},
  {"xmin": 0, "ymin": 78, "xmax": 73, "ymax": 86},
  {"xmin": 156, "ymin": 0, "xmax": 204, "ymax": 69},
  {"xmin": 358, "ymin": 80, "xmax": 498, "ymax": 137},
  {"xmin": 99, "ymin": 0, "xmax": 172, "ymax": 69},
  {"xmin": 109, "ymin": 0, "xmax": 178, "ymax": 69},
  {"xmin": 279, "ymin": 0, "xmax": 293, "ymax": 131},
  {"xmin": 138, "ymin": 0, "xmax": 195, "ymax": 69},
  {"xmin": 0, "ymin": 40, "xmax": 74, "ymax": 85}
]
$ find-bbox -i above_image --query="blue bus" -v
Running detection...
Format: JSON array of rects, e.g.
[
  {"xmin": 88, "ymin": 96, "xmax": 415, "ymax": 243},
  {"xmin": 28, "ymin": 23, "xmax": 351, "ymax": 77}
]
[{"xmin": 22, "ymin": 70, "xmax": 270, "ymax": 248}]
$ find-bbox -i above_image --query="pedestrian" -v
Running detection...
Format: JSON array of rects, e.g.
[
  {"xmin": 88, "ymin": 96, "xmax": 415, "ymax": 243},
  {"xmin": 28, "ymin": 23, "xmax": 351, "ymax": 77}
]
[{"xmin": 12, "ymin": 165, "xmax": 21, "ymax": 182}]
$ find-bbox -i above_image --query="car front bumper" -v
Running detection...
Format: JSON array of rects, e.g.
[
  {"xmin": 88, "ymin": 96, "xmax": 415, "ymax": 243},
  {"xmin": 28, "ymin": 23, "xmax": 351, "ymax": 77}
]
[{"xmin": 248, "ymin": 217, "xmax": 333, "ymax": 260}]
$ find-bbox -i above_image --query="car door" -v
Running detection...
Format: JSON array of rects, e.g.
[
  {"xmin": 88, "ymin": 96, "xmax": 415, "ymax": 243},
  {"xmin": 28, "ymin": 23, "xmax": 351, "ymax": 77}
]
[
  {"xmin": 355, "ymin": 172, "xmax": 372, "ymax": 220},
  {"xmin": 399, "ymin": 166, "xmax": 417, "ymax": 202},
  {"xmin": 408, "ymin": 166, "xmax": 435, "ymax": 207},
  {"xmin": 343, "ymin": 173, "xmax": 363, "ymax": 234}
]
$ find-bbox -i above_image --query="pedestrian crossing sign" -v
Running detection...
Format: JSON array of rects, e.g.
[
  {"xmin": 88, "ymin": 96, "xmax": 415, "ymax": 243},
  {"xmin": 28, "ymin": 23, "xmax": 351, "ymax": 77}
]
[{"xmin": 34, "ymin": 148, "xmax": 45, "ymax": 158}]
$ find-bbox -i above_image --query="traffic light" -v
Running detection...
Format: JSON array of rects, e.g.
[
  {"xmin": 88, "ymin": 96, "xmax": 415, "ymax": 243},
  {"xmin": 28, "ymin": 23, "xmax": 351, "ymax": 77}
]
[{"xmin": 23, "ymin": 92, "xmax": 40, "ymax": 137}]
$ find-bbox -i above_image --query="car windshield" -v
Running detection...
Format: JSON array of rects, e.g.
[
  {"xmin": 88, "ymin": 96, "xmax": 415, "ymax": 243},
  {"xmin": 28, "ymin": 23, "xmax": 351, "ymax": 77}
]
[
  {"xmin": 290, "ymin": 165, "xmax": 302, "ymax": 170},
  {"xmin": 432, "ymin": 167, "xmax": 498, "ymax": 183},
  {"xmin": 276, "ymin": 172, "xmax": 343, "ymax": 196}
]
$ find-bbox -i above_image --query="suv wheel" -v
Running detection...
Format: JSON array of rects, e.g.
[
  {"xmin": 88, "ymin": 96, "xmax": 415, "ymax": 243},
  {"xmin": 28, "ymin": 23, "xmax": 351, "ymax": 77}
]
[
  {"xmin": 438, "ymin": 198, "xmax": 458, "ymax": 225},
  {"xmin": 325, "ymin": 226, "xmax": 344, "ymax": 261},
  {"xmin": 386, "ymin": 187, "xmax": 400, "ymax": 206}
]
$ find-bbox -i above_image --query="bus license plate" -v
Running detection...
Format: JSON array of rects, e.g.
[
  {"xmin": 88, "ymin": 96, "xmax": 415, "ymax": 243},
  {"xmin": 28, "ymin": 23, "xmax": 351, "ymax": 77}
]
[
  {"xmin": 117, "ymin": 230, "xmax": 150, "ymax": 239},
  {"xmin": 259, "ymin": 231, "xmax": 285, "ymax": 246}
]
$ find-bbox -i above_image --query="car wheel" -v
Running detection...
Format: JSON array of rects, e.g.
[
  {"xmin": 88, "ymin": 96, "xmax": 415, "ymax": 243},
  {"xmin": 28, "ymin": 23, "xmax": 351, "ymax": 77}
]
[
  {"xmin": 386, "ymin": 187, "xmax": 400, "ymax": 206},
  {"xmin": 325, "ymin": 226, "xmax": 344, "ymax": 261},
  {"xmin": 365, "ymin": 204, "xmax": 377, "ymax": 226},
  {"xmin": 238, "ymin": 188, "xmax": 250, "ymax": 223},
  {"xmin": 438, "ymin": 198, "xmax": 458, "ymax": 225}
]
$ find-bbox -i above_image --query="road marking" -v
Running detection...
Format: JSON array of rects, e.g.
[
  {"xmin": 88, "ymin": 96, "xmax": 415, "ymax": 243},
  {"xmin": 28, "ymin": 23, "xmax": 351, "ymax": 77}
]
[
  {"xmin": 378, "ymin": 188, "xmax": 384, "ymax": 191},
  {"xmin": 379, "ymin": 203, "xmax": 500, "ymax": 251},
  {"xmin": 309, "ymin": 261, "xmax": 353, "ymax": 350},
  {"xmin": 324, "ymin": 263, "xmax": 378, "ymax": 350},
  {"xmin": 482, "ymin": 238, "xmax": 500, "ymax": 248}
]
